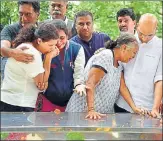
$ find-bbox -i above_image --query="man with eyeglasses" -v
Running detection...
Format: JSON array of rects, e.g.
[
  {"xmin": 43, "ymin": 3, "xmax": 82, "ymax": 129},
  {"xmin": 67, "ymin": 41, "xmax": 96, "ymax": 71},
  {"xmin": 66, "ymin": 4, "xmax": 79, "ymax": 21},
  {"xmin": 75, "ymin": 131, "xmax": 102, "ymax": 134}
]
[
  {"xmin": 48, "ymin": 0, "xmax": 74, "ymax": 39},
  {"xmin": 1, "ymin": 1, "xmax": 40, "ymax": 81},
  {"xmin": 116, "ymin": 13, "xmax": 162, "ymax": 119}
]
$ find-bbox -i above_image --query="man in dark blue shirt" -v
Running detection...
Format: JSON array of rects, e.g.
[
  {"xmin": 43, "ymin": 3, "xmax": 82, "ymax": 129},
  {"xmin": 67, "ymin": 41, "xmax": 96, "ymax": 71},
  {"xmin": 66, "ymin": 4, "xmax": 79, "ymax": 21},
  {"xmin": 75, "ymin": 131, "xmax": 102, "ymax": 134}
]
[{"xmin": 70, "ymin": 11, "xmax": 110, "ymax": 65}]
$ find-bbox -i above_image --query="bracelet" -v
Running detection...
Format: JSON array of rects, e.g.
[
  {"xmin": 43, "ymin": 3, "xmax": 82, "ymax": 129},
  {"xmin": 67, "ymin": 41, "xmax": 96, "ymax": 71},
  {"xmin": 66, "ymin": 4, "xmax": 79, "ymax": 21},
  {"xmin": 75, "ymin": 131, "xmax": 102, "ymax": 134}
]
[{"xmin": 88, "ymin": 107, "xmax": 95, "ymax": 112}]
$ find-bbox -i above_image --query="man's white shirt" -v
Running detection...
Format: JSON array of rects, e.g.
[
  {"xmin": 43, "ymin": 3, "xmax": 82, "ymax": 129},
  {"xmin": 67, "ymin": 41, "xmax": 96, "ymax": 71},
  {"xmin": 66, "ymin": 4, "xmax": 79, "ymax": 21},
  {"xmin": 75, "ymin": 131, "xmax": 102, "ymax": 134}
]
[{"xmin": 116, "ymin": 34, "xmax": 162, "ymax": 112}]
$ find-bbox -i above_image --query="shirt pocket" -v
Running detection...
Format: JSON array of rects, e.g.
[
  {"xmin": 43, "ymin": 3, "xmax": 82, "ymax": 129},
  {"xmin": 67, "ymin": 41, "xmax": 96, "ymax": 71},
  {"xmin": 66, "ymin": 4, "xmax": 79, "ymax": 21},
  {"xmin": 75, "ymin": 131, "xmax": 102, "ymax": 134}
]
[
  {"xmin": 142, "ymin": 54, "xmax": 159, "ymax": 87},
  {"xmin": 129, "ymin": 54, "xmax": 158, "ymax": 93},
  {"xmin": 143, "ymin": 54, "xmax": 158, "ymax": 73}
]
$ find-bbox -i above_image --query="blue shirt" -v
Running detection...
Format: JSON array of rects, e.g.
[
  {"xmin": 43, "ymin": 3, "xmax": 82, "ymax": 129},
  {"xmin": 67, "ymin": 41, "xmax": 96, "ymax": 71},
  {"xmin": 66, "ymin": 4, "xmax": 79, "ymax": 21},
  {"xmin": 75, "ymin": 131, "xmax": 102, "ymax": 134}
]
[{"xmin": 71, "ymin": 32, "xmax": 110, "ymax": 64}]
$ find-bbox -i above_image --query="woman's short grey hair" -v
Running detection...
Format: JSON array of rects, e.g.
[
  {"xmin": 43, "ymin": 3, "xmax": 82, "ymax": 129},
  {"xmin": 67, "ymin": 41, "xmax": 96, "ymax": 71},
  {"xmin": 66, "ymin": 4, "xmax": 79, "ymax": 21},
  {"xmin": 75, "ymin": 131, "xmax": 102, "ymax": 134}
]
[
  {"xmin": 105, "ymin": 32, "xmax": 137, "ymax": 50},
  {"xmin": 117, "ymin": 32, "xmax": 137, "ymax": 47}
]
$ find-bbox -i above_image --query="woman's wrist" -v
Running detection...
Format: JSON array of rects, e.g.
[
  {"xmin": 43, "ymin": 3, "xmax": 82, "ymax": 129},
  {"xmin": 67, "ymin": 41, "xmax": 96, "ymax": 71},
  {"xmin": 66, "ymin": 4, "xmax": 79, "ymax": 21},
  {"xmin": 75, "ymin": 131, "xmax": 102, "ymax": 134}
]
[
  {"xmin": 88, "ymin": 107, "xmax": 95, "ymax": 112},
  {"xmin": 130, "ymin": 103, "xmax": 136, "ymax": 111}
]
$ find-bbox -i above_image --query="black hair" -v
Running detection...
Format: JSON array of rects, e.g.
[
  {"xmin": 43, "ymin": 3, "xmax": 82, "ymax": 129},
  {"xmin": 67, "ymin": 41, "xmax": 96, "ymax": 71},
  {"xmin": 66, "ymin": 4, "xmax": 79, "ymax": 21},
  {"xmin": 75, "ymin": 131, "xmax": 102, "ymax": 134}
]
[
  {"xmin": 49, "ymin": 19, "xmax": 68, "ymax": 36},
  {"xmin": 13, "ymin": 23, "xmax": 59, "ymax": 48},
  {"xmin": 105, "ymin": 32, "xmax": 137, "ymax": 50},
  {"xmin": 18, "ymin": 1, "xmax": 40, "ymax": 13},
  {"xmin": 74, "ymin": 10, "xmax": 93, "ymax": 25},
  {"xmin": 116, "ymin": 8, "xmax": 135, "ymax": 21}
]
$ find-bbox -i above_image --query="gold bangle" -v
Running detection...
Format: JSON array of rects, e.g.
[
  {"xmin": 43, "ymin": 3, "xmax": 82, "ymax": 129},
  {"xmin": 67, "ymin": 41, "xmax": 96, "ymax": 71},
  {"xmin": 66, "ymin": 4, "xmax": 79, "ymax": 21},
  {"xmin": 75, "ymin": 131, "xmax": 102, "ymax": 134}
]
[{"xmin": 88, "ymin": 107, "xmax": 95, "ymax": 112}]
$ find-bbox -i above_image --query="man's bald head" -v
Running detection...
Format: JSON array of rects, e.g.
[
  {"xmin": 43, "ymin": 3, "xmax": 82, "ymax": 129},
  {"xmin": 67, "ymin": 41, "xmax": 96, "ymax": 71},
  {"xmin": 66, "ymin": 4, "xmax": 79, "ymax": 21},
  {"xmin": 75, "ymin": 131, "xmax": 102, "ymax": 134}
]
[{"xmin": 137, "ymin": 13, "xmax": 158, "ymax": 43}]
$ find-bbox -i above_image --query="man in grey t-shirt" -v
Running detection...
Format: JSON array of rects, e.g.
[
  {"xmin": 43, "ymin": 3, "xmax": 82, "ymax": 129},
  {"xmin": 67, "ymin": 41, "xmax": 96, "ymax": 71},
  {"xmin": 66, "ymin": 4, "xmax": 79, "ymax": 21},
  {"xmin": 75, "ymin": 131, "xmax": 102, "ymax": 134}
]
[{"xmin": 0, "ymin": 1, "xmax": 39, "ymax": 81}]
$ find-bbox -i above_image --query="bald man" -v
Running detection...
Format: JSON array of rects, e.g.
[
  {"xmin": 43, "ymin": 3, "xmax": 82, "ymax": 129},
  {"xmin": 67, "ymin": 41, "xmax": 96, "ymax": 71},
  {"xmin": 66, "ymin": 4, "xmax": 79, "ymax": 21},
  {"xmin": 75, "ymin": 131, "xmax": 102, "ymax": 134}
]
[
  {"xmin": 137, "ymin": 13, "xmax": 158, "ymax": 43},
  {"xmin": 116, "ymin": 13, "xmax": 162, "ymax": 118}
]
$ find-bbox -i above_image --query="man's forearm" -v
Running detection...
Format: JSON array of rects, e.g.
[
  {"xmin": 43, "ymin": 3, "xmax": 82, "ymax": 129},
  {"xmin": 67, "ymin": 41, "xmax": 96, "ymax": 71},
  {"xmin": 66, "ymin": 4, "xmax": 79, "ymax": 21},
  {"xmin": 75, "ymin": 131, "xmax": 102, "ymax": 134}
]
[
  {"xmin": 153, "ymin": 81, "xmax": 162, "ymax": 110},
  {"xmin": 0, "ymin": 46, "xmax": 14, "ymax": 58},
  {"xmin": 0, "ymin": 40, "xmax": 13, "ymax": 57}
]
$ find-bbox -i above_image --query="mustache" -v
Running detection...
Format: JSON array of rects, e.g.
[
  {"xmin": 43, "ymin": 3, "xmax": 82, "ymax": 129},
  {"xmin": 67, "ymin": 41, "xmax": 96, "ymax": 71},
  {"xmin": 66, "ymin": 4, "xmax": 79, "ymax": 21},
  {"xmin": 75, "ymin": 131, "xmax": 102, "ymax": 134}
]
[
  {"xmin": 52, "ymin": 11, "xmax": 61, "ymax": 15},
  {"xmin": 120, "ymin": 26, "xmax": 128, "ymax": 31}
]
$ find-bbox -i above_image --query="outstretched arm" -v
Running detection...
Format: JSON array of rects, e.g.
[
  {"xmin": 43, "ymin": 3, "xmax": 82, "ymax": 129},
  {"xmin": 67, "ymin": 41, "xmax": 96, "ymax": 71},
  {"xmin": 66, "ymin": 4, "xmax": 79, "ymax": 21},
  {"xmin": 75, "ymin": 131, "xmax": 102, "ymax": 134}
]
[
  {"xmin": 85, "ymin": 67, "xmax": 106, "ymax": 120},
  {"xmin": 120, "ymin": 72, "xmax": 148, "ymax": 114}
]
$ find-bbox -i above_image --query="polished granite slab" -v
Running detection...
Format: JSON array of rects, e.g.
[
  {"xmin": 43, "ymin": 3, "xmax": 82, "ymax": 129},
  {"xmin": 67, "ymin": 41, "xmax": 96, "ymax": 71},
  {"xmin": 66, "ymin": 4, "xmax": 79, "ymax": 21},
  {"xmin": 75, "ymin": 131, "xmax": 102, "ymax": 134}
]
[{"xmin": 1, "ymin": 112, "xmax": 162, "ymax": 140}]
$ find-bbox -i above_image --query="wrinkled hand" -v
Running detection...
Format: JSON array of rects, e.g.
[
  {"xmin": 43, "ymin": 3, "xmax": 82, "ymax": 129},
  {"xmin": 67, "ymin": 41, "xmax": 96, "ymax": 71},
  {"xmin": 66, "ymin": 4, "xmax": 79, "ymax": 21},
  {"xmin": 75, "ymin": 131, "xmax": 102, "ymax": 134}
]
[
  {"xmin": 73, "ymin": 84, "xmax": 87, "ymax": 96},
  {"xmin": 132, "ymin": 106, "xmax": 142, "ymax": 114},
  {"xmin": 150, "ymin": 108, "xmax": 161, "ymax": 118},
  {"xmin": 133, "ymin": 106, "xmax": 150, "ymax": 115},
  {"xmin": 85, "ymin": 111, "xmax": 106, "ymax": 120},
  {"xmin": 12, "ymin": 47, "xmax": 34, "ymax": 63}
]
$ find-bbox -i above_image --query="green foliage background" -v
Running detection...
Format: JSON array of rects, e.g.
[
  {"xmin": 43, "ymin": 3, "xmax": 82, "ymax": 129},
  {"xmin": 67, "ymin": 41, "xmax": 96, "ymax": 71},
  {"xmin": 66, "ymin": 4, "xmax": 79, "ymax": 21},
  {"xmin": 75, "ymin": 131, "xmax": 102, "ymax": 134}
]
[{"xmin": 1, "ymin": 1, "xmax": 162, "ymax": 39}]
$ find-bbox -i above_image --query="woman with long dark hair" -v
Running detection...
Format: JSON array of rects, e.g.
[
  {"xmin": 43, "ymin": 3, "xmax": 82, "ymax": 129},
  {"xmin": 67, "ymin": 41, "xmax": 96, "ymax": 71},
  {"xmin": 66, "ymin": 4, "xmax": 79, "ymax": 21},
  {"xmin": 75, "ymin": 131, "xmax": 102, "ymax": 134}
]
[{"xmin": 0, "ymin": 23, "xmax": 59, "ymax": 112}]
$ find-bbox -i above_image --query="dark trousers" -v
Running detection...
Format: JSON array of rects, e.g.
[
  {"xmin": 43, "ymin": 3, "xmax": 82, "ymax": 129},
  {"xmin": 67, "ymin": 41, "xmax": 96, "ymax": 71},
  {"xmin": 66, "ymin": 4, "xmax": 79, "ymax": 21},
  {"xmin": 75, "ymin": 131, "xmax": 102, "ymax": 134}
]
[
  {"xmin": 114, "ymin": 103, "xmax": 130, "ymax": 113},
  {"xmin": 0, "ymin": 101, "xmax": 34, "ymax": 112}
]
